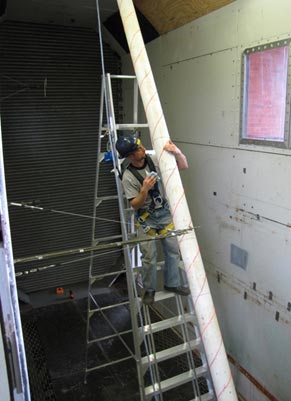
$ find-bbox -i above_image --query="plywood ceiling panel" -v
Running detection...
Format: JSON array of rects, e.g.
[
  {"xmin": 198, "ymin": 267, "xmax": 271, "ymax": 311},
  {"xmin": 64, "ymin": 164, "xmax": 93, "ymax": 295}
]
[{"xmin": 134, "ymin": 0, "xmax": 235, "ymax": 35}]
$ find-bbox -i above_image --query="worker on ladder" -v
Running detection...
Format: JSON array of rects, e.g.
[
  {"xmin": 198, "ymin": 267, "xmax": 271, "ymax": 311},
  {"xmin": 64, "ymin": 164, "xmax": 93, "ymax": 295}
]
[{"xmin": 116, "ymin": 135, "xmax": 190, "ymax": 305}]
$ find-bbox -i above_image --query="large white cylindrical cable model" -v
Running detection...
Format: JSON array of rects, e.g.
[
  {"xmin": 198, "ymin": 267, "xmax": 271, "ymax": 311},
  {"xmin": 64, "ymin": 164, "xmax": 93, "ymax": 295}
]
[{"xmin": 117, "ymin": 1, "xmax": 238, "ymax": 400}]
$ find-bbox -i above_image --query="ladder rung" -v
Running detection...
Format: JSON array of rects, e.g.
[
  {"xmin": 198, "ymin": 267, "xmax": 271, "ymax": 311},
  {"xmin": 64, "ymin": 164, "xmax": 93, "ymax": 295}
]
[
  {"xmin": 135, "ymin": 290, "xmax": 174, "ymax": 304},
  {"xmin": 144, "ymin": 366, "xmax": 208, "ymax": 397},
  {"xmin": 141, "ymin": 312, "xmax": 195, "ymax": 335},
  {"xmin": 115, "ymin": 123, "xmax": 149, "ymax": 130},
  {"xmin": 154, "ymin": 290, "xmax": 176, "ymax": 302},
  {"xmin": 136, "ymin": 287, "xmax": 184, "ymax": 307},
  {"xmin": 85, "ymin": 355, "xmax": 133, "ymax": 373},
  {"xmin": 90, "ymin": 269, "xmax": 125, "ymax": 280},
  {"xmin": 89, "ymin": 300, "xmax": 130, "ymax": 315},
  {"xmin": 141, "ymin": 339, "xmax": 201, "ymax": 367},
  {"xmin": 87, "ymin": 329, "xmax": 133, "ymax": 344},
  {"xmin": 110, "ymin": 74, "xmax": 136, "ymax": 79},
  {"xmin": 96, "ymin": 195, "xmax": 119, "ymax": 201}
]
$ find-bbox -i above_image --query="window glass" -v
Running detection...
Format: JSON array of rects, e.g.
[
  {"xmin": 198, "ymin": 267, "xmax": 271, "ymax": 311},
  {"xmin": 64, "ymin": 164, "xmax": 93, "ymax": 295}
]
[{"xmin": 241, "ymin": 41, "xmax": 290, "ymax": 146}]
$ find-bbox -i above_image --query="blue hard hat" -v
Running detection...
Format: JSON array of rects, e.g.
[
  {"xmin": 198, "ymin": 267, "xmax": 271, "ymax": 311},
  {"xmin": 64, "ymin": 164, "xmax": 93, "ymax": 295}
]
[{"xmin": 116, "ymin": 136, "xmax": 141, "ymax": 158}]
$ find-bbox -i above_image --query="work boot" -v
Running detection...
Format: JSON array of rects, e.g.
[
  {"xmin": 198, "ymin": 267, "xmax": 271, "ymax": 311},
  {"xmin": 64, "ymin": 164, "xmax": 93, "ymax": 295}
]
[
  {"xmin": 143, "ymin": 290, "xmax": 155, "ymax": 305},
  {"xmin": 164, "ymin": 286, "xmax": 190, "ymax": 296}
]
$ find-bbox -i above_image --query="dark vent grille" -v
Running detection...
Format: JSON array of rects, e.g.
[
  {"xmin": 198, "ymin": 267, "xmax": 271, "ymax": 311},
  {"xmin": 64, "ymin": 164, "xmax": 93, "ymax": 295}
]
[{"xmin": 0, "ymin": 21, "xmax": 122, "ymax": 292}]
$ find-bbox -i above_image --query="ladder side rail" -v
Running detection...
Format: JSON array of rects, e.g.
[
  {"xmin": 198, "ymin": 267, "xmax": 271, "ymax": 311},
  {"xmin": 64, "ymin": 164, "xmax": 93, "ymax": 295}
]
[
  {"xmin": 186, "ymin": 296, "xmax": 216, "ymax": 400},
  {"xmin": 143, "ymin": 306, "xmax": 164, "ymax": 401},
  {"xmin": 176, "ymin": 296, "xmax": 202, "ymax": 399},
  {"xmin": 84, "ymin": 81, "xmax": 106, "ymax": 383},
  {"xmin": 105, "ymin": 73, "xmax": 147, "ymax": 401},
  {"xmin": 132, "ymin": 77, "xmax": 142, "ymax": 270},
  {"xmin": 84, "ymin": 74, "xmax": 144, "ymax": 384},
  {"xmin": 89, "ymin": 80, "xmax": 105, "ymax": 273}
]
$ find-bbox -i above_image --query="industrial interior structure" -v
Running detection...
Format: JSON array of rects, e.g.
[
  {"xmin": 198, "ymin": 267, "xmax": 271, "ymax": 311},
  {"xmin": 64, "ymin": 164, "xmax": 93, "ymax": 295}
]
[{"xmin": 0, "ymin": 1, "xmax": 290, "ymax": 401}]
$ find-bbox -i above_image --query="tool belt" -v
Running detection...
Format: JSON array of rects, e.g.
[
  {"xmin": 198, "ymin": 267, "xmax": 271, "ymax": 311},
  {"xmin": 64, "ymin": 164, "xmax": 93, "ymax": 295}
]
[{"xmin": 136, "ymin": 210, "xmax": 174, "ymax": 237}]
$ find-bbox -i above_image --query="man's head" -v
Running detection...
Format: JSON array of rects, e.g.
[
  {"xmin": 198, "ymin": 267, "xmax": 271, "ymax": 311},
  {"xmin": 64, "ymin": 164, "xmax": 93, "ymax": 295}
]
[{"xmin": 116, "ymin": 136, "xmax": 143, "ymax": 158}]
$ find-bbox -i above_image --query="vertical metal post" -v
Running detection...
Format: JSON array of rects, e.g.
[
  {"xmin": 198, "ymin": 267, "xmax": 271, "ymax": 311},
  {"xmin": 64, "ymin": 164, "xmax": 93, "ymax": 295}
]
[
  {"xmin": 117, "ymin": 2, "xmax": 238, "ymax": 400},
  {"xmin": 0, "ymin": 117, "xmax": 31, "ymax": 401}
]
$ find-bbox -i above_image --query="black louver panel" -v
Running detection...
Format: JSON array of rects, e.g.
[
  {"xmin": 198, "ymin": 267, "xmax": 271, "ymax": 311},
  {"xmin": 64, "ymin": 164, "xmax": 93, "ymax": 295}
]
[{"xmin": 0, "ymin": 21, "xmax": 122, "ymax": 293}]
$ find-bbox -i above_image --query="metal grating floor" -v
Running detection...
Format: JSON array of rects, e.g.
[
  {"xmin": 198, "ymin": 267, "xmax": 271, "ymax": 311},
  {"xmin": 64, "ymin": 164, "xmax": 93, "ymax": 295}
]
[{"xmin": 22, "ymin": 317, "xmax": 57, "ymax": 401}]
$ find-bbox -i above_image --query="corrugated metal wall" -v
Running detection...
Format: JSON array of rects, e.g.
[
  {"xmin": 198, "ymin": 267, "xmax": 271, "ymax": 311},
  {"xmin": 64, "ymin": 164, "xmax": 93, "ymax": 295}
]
[{"xmin": 0, "ymin": 21, "xmax": 122, "ymax": 293}]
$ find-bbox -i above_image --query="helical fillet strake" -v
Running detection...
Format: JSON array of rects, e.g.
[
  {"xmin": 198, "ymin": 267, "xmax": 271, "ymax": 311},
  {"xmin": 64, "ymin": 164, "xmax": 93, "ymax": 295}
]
[{"xmin": 117, "ymin": 1, "xmax": 238, "ymax": 400}]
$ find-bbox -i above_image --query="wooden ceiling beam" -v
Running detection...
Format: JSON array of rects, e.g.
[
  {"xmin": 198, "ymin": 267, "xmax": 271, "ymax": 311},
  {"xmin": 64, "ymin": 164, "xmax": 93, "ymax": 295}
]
[{"xmin": 134, "ymin": 0, "xmax": 235, "ymax": 35}]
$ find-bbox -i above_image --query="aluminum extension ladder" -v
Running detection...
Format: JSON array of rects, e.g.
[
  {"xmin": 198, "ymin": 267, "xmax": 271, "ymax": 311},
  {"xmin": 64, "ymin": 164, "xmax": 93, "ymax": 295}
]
[{"xmin": 84, "ymin": 73, "xmax": 216, "ymax": 401}]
